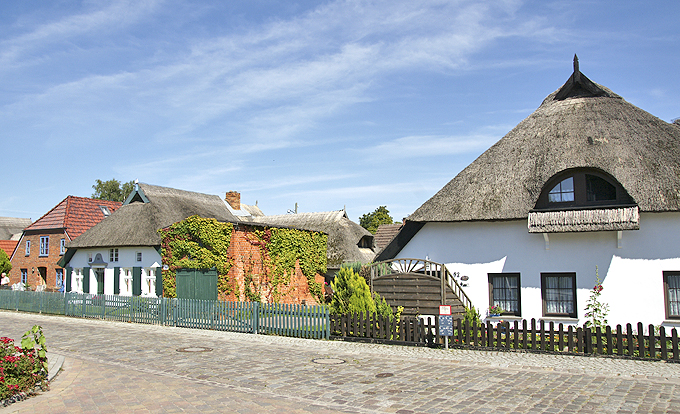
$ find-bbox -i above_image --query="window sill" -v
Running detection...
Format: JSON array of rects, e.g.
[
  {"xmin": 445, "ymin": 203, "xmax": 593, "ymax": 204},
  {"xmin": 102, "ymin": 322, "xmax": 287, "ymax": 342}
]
[
  {"xmin": 662, "ymin": 320, "xmax": 680, "ymax": 325},
  {"xmin": 540, "ymin": 317, "xmax": 579, "ymax": 323},
  {"xmin": 485, "ymin": 315, "xmax": 523, "ymax": 320}
]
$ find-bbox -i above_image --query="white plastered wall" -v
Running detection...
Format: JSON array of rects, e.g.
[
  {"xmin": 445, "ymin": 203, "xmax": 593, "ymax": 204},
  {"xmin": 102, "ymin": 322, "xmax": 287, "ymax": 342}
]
[
  {"xmin": 66, "ymin": 247, "xmax": 162, "ymax": 297},
  {"xmin": 397, "ymin": 212, "xmax": 680, "ymax": 328}
]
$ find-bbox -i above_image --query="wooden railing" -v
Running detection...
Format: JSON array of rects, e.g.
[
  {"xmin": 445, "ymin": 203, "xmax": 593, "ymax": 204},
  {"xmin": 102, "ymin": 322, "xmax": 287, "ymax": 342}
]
[{"xmin": 370, "ymin": 258, "xmax": 472, "ymax": 310}]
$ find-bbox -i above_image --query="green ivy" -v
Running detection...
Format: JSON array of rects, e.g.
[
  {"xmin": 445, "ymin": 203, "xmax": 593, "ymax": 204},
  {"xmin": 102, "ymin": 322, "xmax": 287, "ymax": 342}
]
[
  {"xmin": 266, "ymin": 227, "xmax": 327, "ymax": 302},
  {"xmin": 159, "ymin": 216, "xmax": 327, "ymax": 303},
  {"xmin": 158, "ymin": 216, "xmax": 234, "ymax": 298}
]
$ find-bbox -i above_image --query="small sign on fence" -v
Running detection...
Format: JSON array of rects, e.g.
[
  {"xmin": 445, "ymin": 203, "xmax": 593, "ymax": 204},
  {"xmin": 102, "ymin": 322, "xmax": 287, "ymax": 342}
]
[
  {"xmin": 438, "ymin": 315, "xmax": 453, "ymax": 336},
  {"xmin": 439, "ymin": 305, "xmax": 453, "ymax": 349}
]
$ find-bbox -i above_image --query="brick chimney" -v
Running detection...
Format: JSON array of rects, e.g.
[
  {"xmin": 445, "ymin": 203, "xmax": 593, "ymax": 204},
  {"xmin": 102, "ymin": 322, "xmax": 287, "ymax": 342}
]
[{"xmin": 225, "ymin": 191, "xmax": 241, "ymax": 210}]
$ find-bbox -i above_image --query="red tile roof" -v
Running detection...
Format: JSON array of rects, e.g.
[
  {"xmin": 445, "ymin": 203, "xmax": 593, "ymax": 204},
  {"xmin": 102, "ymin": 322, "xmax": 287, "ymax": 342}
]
[
  {"xmin": 374, "ymin": 223, "xmax": 403, "ymax": 250},
  {"xmin": 0, "ymin": 240, "xmax": 17, "ymax": 256},
  {"xmin": 24, "ymin": 196, "xmax": 122, "ymax": 239}
]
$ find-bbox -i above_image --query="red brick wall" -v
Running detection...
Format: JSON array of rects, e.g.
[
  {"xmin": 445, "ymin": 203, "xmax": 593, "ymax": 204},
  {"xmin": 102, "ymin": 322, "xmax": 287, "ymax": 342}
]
[
  {"xmin": 9, "ymin": 230, "xmax": 66, "ymax": 289},
  {"xmin": 219, "ymin": 227, "xmax": 325, "ymax": 305}
]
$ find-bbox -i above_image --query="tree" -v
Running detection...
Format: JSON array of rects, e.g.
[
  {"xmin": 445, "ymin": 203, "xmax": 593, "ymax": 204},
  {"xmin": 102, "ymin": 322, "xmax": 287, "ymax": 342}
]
[
  {"xmin": 359, "ymin": 206, "xmax": 395, "ymax": 234},
  {"xmin": 0, "ymin": 249, "xmax": 11, "ymax": 276},
  {"xmin": 91, "ymin": 179, "xmax": 135, "ymax": 202}
]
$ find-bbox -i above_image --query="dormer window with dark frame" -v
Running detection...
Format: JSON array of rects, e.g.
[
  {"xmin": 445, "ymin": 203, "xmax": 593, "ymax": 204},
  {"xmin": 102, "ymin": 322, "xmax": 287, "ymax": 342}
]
[
  {"xmin": 535, "ymin": 168, "xmax": 634, "ymax": 210},
  {"xmin": 529, "ymin": 168, "xmax": 639, "ymax": 233},
  {"xmin": 357, "ymin": 235, "xmax": 374, "ymax": 249}
]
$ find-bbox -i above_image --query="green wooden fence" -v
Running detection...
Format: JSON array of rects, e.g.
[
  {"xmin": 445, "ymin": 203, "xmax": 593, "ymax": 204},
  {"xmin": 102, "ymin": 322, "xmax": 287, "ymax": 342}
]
[{"xmin": 0, "ymin": 290, "xmax": 330, "ymax": 340}]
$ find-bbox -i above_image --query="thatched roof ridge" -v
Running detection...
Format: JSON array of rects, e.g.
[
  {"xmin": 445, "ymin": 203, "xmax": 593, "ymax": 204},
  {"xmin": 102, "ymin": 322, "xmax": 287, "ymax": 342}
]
[
  {"xmin": 68, "ymin": 183, "xmax": 237, "ymax": 248},
  {"xmin": 409, "ymin": 69, "xmax": 680, "ymax": 223},
  {"xmin": 251, "ymin": 210, "xmax": 376, "ymax": 268}
]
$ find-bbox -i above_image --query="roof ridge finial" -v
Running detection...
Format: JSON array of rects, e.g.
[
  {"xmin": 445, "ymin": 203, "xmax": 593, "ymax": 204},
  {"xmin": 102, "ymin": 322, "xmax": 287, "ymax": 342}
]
[{"xmin": 573, "ymin": 54, "xmax": 580, "ymax": 82}]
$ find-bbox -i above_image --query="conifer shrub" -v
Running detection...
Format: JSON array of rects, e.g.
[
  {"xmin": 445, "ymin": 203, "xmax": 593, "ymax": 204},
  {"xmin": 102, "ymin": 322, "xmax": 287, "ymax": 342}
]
[{"xmin": 330, "ymin": 267, "xmax": 402, "ymax": 320}]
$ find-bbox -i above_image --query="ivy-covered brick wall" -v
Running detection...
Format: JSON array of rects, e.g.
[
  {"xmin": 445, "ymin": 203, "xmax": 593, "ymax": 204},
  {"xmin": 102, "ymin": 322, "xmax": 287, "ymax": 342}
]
[{"xmin": 160, "ymin": 216, "xmax": 327, "ymax": 305}]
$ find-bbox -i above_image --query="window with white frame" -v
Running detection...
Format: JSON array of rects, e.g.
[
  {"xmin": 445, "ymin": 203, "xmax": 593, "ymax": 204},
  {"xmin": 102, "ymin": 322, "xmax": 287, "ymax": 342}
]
[
  {"xmin": 109, "ymin": 248, "xmax": 119, "ymax": 262},
  {"xmin": 39, "ymin": 236, "xmax": 49, "ymax": 256},
  {"xmin": 56, "ymin": 269, "xmax": 64, "ymax": 288},
  {"xmin": 60, "ymin": 238, "xmax": 66, "ymax": 255},
  {"xmin": 25, "ymin": 240, "xmax": 30, "ymax": 256},
  {"xmin": 541, "ymin": 273, "xmax": 577, "ymax": 318},
  {"xmin": 488, "ymin": 273, "xmax": 521, "ymax": 316},
  {"xmin": 21, "ymin": 269, "xmax": 27, "ymax": 284},
  {"xmin": 136, "ymin": 251, "xmax": 142, "ymax": 262},
  {"xmin": 664, "ymin": 271, "xmax": 680, "ymax": 319}
]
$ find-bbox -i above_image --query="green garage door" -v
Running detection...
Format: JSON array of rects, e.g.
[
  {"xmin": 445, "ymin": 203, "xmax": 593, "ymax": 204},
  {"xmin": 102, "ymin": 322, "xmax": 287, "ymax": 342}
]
[{"xmin": 176, "ymin": 269, "xmax": 218, "ymax": 301}]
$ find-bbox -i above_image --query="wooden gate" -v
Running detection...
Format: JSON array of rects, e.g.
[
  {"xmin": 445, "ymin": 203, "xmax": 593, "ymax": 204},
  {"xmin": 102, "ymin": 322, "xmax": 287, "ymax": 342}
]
[
  {"xmin": 370, "ymin": 259, "xmax": 471, "ymax": 318},
  {"xmin": 176, "ymin": 268, "xmax": 218, "ymax": 301}
]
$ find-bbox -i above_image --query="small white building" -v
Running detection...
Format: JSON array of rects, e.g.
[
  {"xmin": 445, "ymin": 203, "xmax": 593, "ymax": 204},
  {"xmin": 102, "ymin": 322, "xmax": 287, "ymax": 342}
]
[
  {"xmin": 377, "ymin": 57, "xmax": 680, "ymax": 328},
  {"xmin": 59, "ymin": 183, "xmax": 251, "ymax": 297}
]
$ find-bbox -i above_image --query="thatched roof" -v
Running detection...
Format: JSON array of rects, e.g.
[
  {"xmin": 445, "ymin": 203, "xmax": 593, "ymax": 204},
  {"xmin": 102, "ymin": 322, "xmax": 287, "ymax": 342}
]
[
  {"xmin": 409, "ymin": 58, "xmax": 680, "ymax": 223},
  {"xmin": 68, "ymin": 183, "xmax": 237, "ymax": 248},
  {"xmin": 250, "ymin": 210, "xmax": 376, "ymax": 268},
  {"xmin": 528, "ymin": 206, "xmax": 639, "ymax": 233},
  {"xmin": 0, "ymin": 217, "xmax": 32, "ymax": 240}
]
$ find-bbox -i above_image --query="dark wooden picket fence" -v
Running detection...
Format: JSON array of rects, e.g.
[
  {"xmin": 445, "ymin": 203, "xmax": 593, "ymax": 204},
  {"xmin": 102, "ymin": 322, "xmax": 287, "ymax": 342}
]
[
  {"xmin": 330, "ymin": 313, "xmax": 427, "ymax": 344},
  {"xmin": 331, "ymin": 312, "xmax": 680, "ymax": 361}
]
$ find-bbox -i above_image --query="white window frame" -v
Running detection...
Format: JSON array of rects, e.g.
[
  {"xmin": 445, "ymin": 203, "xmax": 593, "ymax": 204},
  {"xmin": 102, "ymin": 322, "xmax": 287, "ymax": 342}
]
[
  {"xmin": 25, "ymin": 240, "xmax": 30, "ymax": 256},
  {"xmin": 136, "ymin": 251, "xmax": 142, "ymax": 262},
  {"xmin": 60, "ymin": 238, "xmax": 66, "ymax": 255},
  {"xmin": 21, "ymin": 269, "xmax": 27, "ymax": 284},
  {"xmin": 109, "ymin": 248, "xmax": 119, "ymax": 262},
  {"xmin": 39, "ymin": 236, "xmax": 49, "ymax": 257}
]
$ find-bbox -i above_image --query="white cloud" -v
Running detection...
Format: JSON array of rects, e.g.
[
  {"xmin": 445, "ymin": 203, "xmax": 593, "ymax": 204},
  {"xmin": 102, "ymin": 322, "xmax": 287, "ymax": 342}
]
[
  {"xmin": 0, "ymin": 0, "xmax": 162, "ymax": 69},
  {"xmin": 367, "ymin": 134, "xmax": 497, "ymax": 160}
]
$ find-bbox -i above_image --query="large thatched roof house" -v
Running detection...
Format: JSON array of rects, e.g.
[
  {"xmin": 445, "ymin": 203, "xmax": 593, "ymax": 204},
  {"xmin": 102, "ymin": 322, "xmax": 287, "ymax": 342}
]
[{"xmin": 378, "ymin": 57, "xmax": 680, "ymax": 327}]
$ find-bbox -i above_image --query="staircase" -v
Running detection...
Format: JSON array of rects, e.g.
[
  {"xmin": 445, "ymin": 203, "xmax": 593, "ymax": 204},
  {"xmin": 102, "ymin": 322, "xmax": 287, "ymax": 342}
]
[{"xmin": 370, "ymin": 259, "xmax": 471, "ymax": 318}]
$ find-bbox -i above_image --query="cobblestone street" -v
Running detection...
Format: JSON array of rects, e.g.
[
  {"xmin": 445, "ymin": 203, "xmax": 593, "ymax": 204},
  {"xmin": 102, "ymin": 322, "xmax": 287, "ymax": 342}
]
[{"xmin": 2, "ymin": 311, "xmax": 680, "ymax": 413}]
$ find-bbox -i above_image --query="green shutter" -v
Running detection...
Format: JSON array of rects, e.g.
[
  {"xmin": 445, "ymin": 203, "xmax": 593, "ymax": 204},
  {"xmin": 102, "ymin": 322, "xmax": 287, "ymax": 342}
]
[
  {"xmin": 155, "ymin": 267, "xmax": 163, "ymax": 297},
  {"xmin": 132, "ymin": 267, "xmax": 142, "ymax": 296},
  {"xmin": 113, "ymin": 267, "xmax": 120, "ymax": 295},
  {"xmin": 83, "ymin": 267, "xmax": 91, "ymax": 293},
  {"xmin": 66, "ymin": 267, "xmax": 72, "ymax": 292}
]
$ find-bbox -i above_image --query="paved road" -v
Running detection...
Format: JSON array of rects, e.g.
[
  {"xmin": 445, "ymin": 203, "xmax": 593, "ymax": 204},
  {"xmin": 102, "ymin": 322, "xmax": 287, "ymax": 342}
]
[{"xmin": 2, "ymin": 311, "xmax": 680, "ymax": 413}]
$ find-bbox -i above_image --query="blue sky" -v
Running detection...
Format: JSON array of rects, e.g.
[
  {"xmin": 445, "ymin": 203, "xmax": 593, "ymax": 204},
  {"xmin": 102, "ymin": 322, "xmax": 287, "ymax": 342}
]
[{"xmin": 2, "ymin": 0, "xmax": 679, "ymax": 223}]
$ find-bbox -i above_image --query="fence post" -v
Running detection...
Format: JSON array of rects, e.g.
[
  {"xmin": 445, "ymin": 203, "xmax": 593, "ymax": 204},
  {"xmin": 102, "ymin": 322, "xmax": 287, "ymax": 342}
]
[
  {"xmin": 327, "ymin": 306, "xmax": 331, "ymax": 340},
  {"xmin": 252, "ymin": 302, "xmax": 259, "ymax": 334}
]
